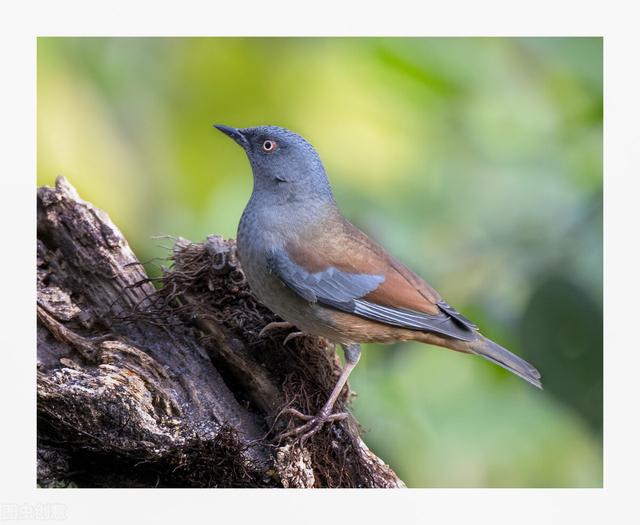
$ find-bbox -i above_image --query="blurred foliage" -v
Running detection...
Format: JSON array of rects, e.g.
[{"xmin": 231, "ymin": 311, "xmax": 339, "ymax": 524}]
[{"xmin": 37, "ymin": 37, "xmax": 602, "ymax": 487}]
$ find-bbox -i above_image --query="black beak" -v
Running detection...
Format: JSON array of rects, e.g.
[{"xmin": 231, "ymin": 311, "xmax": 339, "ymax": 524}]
[{"xmin": 214, "ymin": 124, "xmax": 249, "ymax": 148}]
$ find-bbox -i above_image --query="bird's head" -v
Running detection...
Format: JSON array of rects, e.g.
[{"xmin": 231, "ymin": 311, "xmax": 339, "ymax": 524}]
[{"xmin": 214, "ymin": 124, "xmax": 334, "ymax": 203}]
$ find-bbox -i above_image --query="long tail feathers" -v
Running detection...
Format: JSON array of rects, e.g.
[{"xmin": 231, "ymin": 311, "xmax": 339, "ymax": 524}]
[{"xmin": 469, "ymin": 337, "xmax": 542, "ymax": 389}]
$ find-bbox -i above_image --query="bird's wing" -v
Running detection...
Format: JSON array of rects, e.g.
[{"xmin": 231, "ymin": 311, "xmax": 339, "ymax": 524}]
[{"xmin": 267, "ymin": 216, "xmax": 478, "ymax": 341}]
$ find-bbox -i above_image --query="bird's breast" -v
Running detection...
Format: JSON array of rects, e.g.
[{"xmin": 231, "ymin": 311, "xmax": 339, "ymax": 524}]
[
  {"xmin": 237, "ymin": 203, "xmax": 286, "ymax": 303},
  {"xmin": 236, "ymin": 201, "xmax": 332, "ymax": 332}
]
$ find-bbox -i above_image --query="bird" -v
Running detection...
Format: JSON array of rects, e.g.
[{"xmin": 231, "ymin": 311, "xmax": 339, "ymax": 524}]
[{"xmin": 214, "ymin": 124, "xmax": 542, "ymax": 440}]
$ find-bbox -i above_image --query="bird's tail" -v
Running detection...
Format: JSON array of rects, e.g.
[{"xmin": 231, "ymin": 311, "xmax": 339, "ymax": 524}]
[{"xmin": 468, "ymin": 336, "xmax": 542, "ymax": 389}]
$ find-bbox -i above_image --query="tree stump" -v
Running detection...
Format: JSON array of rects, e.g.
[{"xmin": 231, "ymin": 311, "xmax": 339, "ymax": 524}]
[{"xmin": 36, "ymin": 176, "xmax": 404, "ymax": 488}]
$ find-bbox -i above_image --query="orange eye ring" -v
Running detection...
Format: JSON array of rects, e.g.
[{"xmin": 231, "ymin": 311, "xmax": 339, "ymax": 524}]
[{"xmin": 262, "ymin": 140, "xmax": 277, "ymax": 153}]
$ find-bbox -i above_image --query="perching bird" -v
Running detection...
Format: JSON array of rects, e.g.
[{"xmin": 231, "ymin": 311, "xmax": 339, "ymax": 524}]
[{"xmin": 215, "ymin": 124, "xmax": 542, "ymax": 440}]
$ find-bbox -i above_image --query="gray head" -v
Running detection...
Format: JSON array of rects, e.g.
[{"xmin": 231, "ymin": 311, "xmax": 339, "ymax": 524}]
[{"xmin": 214, "ymin": 125, "xmax": 335, "ymax": 204}]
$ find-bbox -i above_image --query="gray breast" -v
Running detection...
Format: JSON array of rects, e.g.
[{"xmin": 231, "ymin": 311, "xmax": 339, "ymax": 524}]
[
  {"xmin": 237, "ymin": 202, "xmax": 338, "ymax": 337},
  {"xmin": 237, "ymin": 203, "xmax": 286, "ymax": 308}
]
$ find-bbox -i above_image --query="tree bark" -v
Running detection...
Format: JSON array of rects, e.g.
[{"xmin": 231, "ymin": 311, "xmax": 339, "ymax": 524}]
[{"xmin": 36, "ymin": 176, "xmax": 404, "ymax": 488}]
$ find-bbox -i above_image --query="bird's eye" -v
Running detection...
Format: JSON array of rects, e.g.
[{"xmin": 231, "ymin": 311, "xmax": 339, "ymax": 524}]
[{"xmin": 262, "ymin": 140, "xmax": 277, "ymax": 153}]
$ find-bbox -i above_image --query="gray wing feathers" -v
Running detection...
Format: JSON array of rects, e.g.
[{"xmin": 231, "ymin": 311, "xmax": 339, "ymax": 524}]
[
  {"xmin": 267, "ymin": 247, "xmax": 477, "ymax": 342},
  {"xmin": 350, "ymin": 300, "xmax": 475, "ymax": 340},
  {"xmin": 266, "ymin": 247, "xmax": 384, "ymax": 304},
  {"xmin": 436, "ymin": 300, "xmax": 479, "ymax": 331}
]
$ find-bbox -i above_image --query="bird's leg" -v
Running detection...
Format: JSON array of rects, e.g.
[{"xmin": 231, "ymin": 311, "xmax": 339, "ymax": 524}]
[
  {"xmin": 277, "ymin": 343, "xmax": 361, "ymax": 441},
  {"xmin": 258, "ymin": 321, "xmax": 295, "ymax": 338}
]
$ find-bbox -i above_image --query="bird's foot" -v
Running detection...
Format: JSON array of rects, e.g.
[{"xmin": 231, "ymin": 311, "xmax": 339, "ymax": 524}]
[
  {"xmin": 276, "ymin": 407, "xmax": 349, "ymax": 442},
  {"xmin": 258, "ymin": 321, "xmax": 295, "ymax": 338}
]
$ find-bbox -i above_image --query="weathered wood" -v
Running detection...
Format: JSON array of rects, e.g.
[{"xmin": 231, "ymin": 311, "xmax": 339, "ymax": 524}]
[{"xmin": 36, "ymin": 176, "xmax": 404, "ymax": 488}]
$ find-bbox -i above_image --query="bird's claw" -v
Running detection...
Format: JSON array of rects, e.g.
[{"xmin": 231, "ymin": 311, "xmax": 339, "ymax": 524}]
[
  {"xmin": 276, "ymin": 407, "xmax": 349, "ymax": 442},
  {"xmin": 283, "ymin": 331, "xmax": 305, "ymax": 346},
  {"xmin": 258, "ymin": 321, "xmax": 294, "ymax": 338},
  {"xmin": 257, "ymin": 323, "xmax": 305, "ymax": 345}
]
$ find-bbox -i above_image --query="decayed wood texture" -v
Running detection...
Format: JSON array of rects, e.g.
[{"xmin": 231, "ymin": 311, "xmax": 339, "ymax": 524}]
[{"xmin": 36, "ymin": 176, "xmax": 404, "ymax": 488}]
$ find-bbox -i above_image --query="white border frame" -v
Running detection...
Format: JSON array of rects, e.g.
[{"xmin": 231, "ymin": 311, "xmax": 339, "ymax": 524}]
[{"xmin": 2, "ymin": 1, "xmax": 637, "ymax": 524}]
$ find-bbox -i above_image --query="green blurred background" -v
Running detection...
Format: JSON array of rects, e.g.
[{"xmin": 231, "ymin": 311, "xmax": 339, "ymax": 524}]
[{"xmin": 37, "ymin": 37, "xmax": 602, "ymax": 487}]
